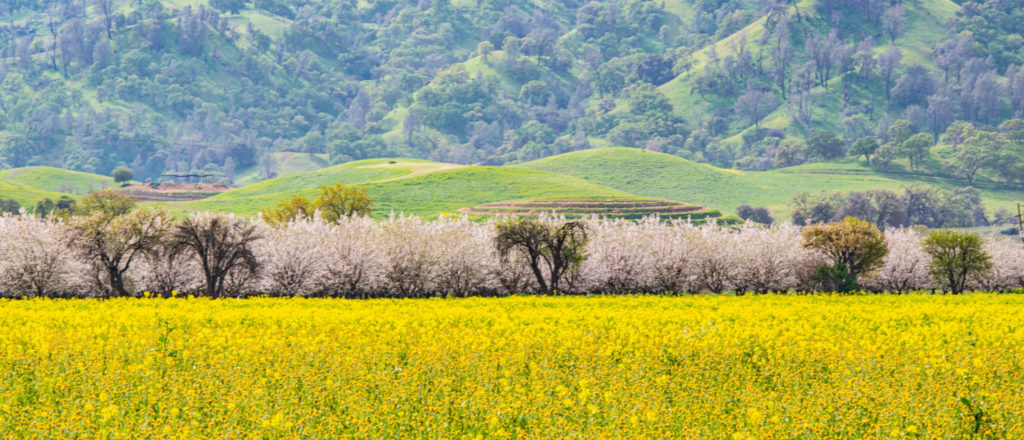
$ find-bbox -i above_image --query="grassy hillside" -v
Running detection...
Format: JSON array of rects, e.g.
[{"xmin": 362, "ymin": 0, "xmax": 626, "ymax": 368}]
[
  {"xmin": 167, "ymin": 160, "xmax": 635, "ymax": 218},
  {"xmin": 0, "ymin": 167, "xmax": 115, "ymax": 209},
  {"xmin": 521, "ymin": 147, "xmax": 1024, "ymax": 219},
  {"xmin": 1, "ymin": 167, "xmax": 115, "ymax": 194},
  {"xmin": 232, "ymin": 153, "xmax": 331, "ymax": 186}
]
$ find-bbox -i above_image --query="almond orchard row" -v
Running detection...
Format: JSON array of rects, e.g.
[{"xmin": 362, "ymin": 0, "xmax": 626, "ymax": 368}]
[{"xmin": 1, "ymin": 206, "xmax": 1021, "ymax": 297}]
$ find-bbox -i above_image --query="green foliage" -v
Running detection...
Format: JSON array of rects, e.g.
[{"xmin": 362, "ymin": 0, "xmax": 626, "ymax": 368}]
[
  {"xmin": 807, "ymin": 131, "xmax": 846, "ymax": 161},
  {"xmin": 76, "ymin": 190, "xmax": 136, "ymax": 217},
  {"xmin": 112, "ymin": 166, "xmax": 134, "ymax": 184},
  {"xmin": 922, "ymin": 230, "xmax": 992, "ymax": 294},
  {"xmin": 902, "ymin": 134, "xmax": 933, "ymax": 172},
  {"xmin": 950, "ymin": 1, "xmax": 1024, "ymax": 69},
  {"xmin": 802, "ymin": 217, "xmax": 888, "ymax": 289},
  {"xmin": 34, "ymin": 199, "xmax": 55, "ymax": 218},
  {"xmin": 312, "ymin": 184, "xmax": 373, "ymax": 222},
  {"xmin": 850, "ymin": 137, "xmax": 880, "ymax": 165},
  {"xmin": 0, "ymin": 198, "xmax": 20, "ymax": 214},
  {"xmin": 736, "ymin": 205, "xmax": 773, "ymax": 225},
  {"xmin": 814, "ymin": 262, "xmax": 860, "ymax": 293},
  {"xmin": 260, "ymin": 196, "xmax": 314, "ymax": 224},
  {"xmin": 411, "ymin": 69, "xmax": 505, "ymax": 141},
  {"xmin": 0, "ymin": 0, "xmax": 1022, "ymax": 184}
]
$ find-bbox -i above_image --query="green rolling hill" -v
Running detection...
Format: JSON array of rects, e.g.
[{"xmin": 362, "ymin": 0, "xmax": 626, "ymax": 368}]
[
  {"xmin": 4, "ymin": 147, "xmax": 1024, "ymax": 223},
  {"xmin": 520, "ymin": 147, "xmax": 1024, "ymax": 219},
  {"xmin": 0, "ymin": 167, "xmax": 116, "ymax": 210},
  {"xmin": 166, "ymin": 159, "xmax": 637, "ymax": 218},
  {"xmin": 232, "ymin": 153, "xmax": 331, "ymax": 186}
]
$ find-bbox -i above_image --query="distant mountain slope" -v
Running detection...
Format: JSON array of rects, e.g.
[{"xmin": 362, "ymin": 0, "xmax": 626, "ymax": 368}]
[{"xmin": 520, "ymin": 147, "xmax": 1024, "ymax": 218}]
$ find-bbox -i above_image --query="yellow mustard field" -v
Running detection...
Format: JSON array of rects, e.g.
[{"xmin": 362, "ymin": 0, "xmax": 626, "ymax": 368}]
[{"xmin": 1, "ymin": 296, "xmax": 1023, "ymax": 439}]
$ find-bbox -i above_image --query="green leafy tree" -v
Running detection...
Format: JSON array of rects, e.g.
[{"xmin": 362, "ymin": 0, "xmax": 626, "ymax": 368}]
[
  {"xmin": 313, "ymin": 184, "xmax": 373, "ymax": 222},
  {"xmin": 773, "ymin": 138, "xmax": 806, "ymax": 168},
  {"xmin": 34, "ymin": 198, "xmax": 55, "ymax": 218},
  {"xmin": 807, "ymin": 131, "xmax": 845, "ymax": 160},
  {"xmin": 887, "ymin": 120, "xmax": 913, "ymax": 146},
  {"xmin": 947, "ymin": 130, "xmax": 1004, "ymax": 184},
  {"xmin": 76, "ymin": 190, "xmax": 136, "ymax": 217},
  {"xmin": 519, "ymin": 80, "xmax": 552, "ymax": 106},
  {"xmin": 802, "ymin": 217, "xmax": 888, "ymax": 291},
  {"xmin": 112, "ymin": 166, "xmax": 134, "ymax": 184},
  {"xmin": 873, "ymin": 141, "xmax": 900, "ymax": 167},
  {"xmin": 922, "ymin": 231, "xmax": 991, "ymax": 294},
  {"xmin": 790, "ymin": 191, "xmax": 846, "ymax": 225},
  {"xmin": 901, "ymin": 133, "xmax": 932, "ymax": 172},
  {"xmin": 850, "ymin": 137, "xmax": 879, "ymax": 165},
  {"xmin": 260, "ymin": 196, "xmax": 314, "ymax": 224},
  {"xmin": 0, "ymin": 198, "xmax": 21, "ymax": 214}
]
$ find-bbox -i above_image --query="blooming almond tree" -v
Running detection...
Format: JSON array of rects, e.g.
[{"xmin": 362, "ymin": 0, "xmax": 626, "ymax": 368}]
[
  {"xmin": 317, "ymin": 215, "xmax": 386, "ymax": 298},
  {"xmin": 733, "ymin": 222, "xmax": 806, "ymax": 294},
  {"xmin": 580, "ymin": 217, "xmax": 657, "ymax": 294},
  {"xmin": 972, "ymin": 237, "xmax": 1024, "ymax": 291},
  {"xmin": 863, "ymin": 228, "xmax": 931, "ymax": 293},
  {"xmin": 254, "ymin": 217, "xmax": 330, "ymax": 296},
  {"xmin": 0, "ymin": 214, "xmax": 86, "ymax": 297}
]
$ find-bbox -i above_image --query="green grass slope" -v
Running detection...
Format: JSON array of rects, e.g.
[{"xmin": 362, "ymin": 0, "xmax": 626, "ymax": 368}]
[
  {"xmin": 1, "ymin": 167, "xmax": 115, "ymax": 194},
  {"xmin": 217, "ymin": 158, "xmax": 420, "ymax": 199},
  {"xmin": 0, "ymin": 167, "xmax": 115, "ymax": 209},
  {"xmin": 232, "ymin": 153, "xmax": 331, "ymax": 186},
  {"xmin": 172, "ymin": 160, "xmax": 635, "ymax": 218},
  {"xmin": 520, "ymin": 147, "xmax": 1024, "ymax": 219}
]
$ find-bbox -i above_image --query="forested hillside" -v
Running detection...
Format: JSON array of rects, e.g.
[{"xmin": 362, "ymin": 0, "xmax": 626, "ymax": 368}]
[{"xmin": 1, "ymin": 0, "xmax": 1023, "ymax": 184}]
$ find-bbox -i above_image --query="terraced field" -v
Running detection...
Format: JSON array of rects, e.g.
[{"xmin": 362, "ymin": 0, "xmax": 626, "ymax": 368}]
[{"xmin": 459, "ymin": 198, "xmax": 727, "ymax": 222}]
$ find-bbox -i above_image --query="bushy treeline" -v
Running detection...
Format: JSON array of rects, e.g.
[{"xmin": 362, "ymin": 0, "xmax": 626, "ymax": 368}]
[
  {"xmin": 1, "ymin": 211, "xmax": 1020, "ymax": 299},
  {"xmin": 790, "ymin": 183, "xmax": 989, "ymax": 228}
]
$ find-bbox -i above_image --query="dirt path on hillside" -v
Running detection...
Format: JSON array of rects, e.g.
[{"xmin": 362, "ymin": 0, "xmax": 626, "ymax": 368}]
[{"xmin": 359, "ymin": 162, "xmax": 464, "ymax": 182}]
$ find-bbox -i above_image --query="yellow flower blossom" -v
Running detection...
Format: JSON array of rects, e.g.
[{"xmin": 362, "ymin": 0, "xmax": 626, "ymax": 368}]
[{"xmin": 0, "ymin": 295, "xmax": 1021, "ymax": 438}]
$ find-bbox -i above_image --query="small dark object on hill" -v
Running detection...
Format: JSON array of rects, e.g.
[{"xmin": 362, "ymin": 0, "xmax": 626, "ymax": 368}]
[{"xmin": 736, "ymin": 204, "xmax": 774, "ymax": 225}]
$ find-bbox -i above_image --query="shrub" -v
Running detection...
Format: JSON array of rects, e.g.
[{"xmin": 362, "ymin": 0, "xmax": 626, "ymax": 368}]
[
  {"xmin": 77, "ymin": 190, "xmax": 135, "ymax": 217},
  {"xmin": 802, "ymin": 217, "xmax": 888, "ymax": 291},
  {"xmin": 736, "ymin": 205, "xmax": 774, "ymax": 225}
]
